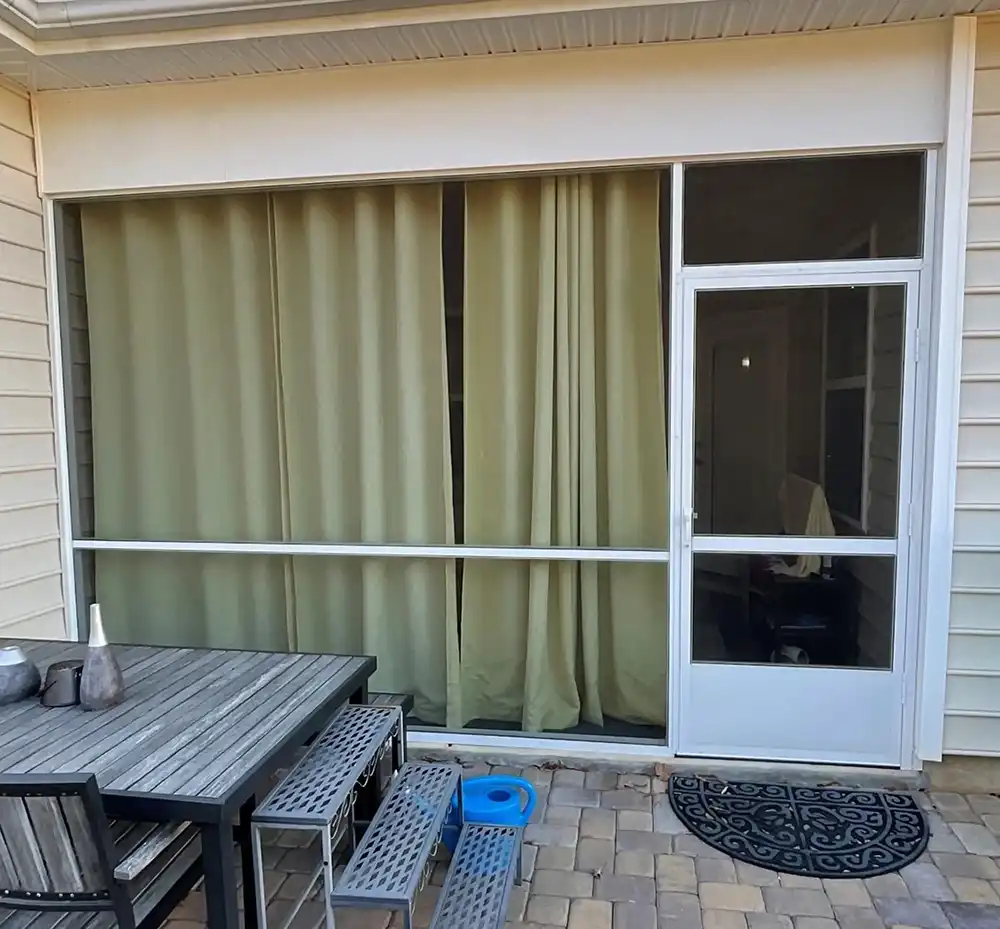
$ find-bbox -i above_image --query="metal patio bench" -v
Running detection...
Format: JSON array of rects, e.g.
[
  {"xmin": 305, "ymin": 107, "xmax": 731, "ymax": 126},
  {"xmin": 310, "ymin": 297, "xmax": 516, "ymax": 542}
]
[
  {"xmin": 0, "ymin": 773, "xmax": 202, "ymax": 929},
  {"xmin": 427, "ymin": 823, "xmax": 524, "ymax": 929},
  {"xmin": 330, "ymin": 761, "xmax": 462, "ymax": 929},
  {"xmin": 249, "ymin": 702, "xmax": 404, "ymax": 929}
]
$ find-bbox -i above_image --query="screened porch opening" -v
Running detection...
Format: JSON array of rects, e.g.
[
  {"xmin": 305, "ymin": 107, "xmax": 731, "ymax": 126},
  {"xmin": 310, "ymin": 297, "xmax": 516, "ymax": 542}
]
[{"xmin": 62, "ymin": 150, "xmax": 923, "ymax": 743}]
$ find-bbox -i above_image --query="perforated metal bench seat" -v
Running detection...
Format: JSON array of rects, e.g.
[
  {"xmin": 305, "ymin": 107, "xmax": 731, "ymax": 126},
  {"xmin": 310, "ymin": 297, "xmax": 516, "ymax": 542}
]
[
  {"xmin": 428, "ymin": 825, "xmax": 523, "ymax": 929},
  {"xmin": 330, "ymin": 761, "xmax": 462, "ymax": 929},
  {"xmin": 253, "ymin": 703, "xmax": 401, "ymax": 827},
  {"xmin": 250, "ymin": 702, "xmax": 404, "ymax": 929}
]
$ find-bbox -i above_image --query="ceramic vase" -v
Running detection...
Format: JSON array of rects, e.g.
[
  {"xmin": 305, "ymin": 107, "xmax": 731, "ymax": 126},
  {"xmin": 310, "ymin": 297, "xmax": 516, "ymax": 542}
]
[
  {"xmin": 80, "ymin": 603, "xmax": 126, "ymax": 711},
  {"xmin": 0, "ymin": 645, "xmax": 41, "ymax": 704}
]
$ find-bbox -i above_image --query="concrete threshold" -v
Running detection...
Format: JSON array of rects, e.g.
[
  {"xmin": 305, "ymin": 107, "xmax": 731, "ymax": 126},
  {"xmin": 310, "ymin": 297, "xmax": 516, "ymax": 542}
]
[{"xmin": 409, "ymin": 735, "xmax": 926, "ymax": 792}]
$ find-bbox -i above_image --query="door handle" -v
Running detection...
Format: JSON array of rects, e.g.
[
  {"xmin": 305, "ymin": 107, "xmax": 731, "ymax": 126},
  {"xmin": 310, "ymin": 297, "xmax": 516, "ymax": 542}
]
[{"xmin": 683, "ymin": 508, "xmax": 696, "ymax": 549}]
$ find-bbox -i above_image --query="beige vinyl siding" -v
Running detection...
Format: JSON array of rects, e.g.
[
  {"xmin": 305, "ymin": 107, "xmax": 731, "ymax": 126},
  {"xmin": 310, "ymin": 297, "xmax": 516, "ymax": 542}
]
[
  {"xmin": 0, "ymin": 82, "xmax": 64, "ymax": 641},
  {"xmin": 946, "ymin": 18, "xmax": 1000, "ymax": 753}
]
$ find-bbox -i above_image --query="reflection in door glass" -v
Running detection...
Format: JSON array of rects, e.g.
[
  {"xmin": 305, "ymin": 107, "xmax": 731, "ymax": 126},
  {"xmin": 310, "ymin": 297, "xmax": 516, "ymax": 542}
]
[
  {"xmin": 692, "ymin": 553, "xmax": 894, "ymax": 669},
  {"xmin": 693, "ymin": 287, "xmax": 904, "ymax": 538}
]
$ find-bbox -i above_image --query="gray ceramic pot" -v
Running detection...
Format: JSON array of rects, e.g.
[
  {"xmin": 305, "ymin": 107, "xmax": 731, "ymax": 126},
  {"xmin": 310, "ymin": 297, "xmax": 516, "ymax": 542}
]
[{"xmin": 0, "ymin": 645, "xmax": 41, "ymax": 705}]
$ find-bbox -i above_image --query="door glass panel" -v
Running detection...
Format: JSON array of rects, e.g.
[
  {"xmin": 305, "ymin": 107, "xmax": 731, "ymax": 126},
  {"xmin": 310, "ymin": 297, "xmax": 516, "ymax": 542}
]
[
  {"xmin": 683, "ymin": 152, "xmax": 924, "ymax": 265},
  {"xmin": 693, "ymin": 286, "xmax": 904, "ymax": 538},
  {"xmin": 692, "ymin": 552, "xmax": 895, "ymax": 669}
]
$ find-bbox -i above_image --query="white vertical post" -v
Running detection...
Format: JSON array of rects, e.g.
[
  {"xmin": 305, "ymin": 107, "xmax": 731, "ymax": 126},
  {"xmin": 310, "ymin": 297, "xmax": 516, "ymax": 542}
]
[
  {"xmin": 913, "ymin": 14, "xmax": 977, "ymax": 764},
  {"xmin": 667, "ymin": 161, "xmax": 685, "ymax": 754},
  {"xmin": 41, "ymin": 195, "xmax": 80, "ymax": 642}
]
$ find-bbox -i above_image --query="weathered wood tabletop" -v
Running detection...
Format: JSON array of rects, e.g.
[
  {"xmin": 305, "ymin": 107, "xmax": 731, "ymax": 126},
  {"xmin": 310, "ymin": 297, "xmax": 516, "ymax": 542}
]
[{"xmin": 0, "ymin": 638, "xmax": 376, "ymax": 929}]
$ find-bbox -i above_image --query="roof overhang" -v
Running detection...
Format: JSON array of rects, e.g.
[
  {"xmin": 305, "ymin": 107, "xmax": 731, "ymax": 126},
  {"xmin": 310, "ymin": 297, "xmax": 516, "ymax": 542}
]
[
  {"xmin": 2, "ymin": 0, "xmax": 482, "ymax": 39},
  {"xmin": 0, "ymin": 0, "xmax": 995, "ymax": 90}
]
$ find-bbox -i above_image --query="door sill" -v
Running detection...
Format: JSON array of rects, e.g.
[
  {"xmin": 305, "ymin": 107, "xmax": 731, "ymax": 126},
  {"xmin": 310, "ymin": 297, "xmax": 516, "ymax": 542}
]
[
  {"xmin": 666, "ymin": 755, "xmax": 923, "ymax": 791},
  {"xmin": 409, "ymin": 731, "xmax": 924, "ymax": 790}
]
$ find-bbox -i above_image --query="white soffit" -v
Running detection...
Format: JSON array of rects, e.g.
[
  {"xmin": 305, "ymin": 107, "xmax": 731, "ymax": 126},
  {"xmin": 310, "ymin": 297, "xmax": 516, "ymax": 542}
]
[{"xmin": 0, "ymin": 0, "xmax": 997, "ymax": 89}]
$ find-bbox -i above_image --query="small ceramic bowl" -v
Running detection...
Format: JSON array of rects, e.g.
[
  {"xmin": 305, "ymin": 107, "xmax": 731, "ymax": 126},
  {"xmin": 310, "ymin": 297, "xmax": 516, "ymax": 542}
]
[{"xmin": 0, "ymin": 645, "xmax": 42, "ymax": 705}]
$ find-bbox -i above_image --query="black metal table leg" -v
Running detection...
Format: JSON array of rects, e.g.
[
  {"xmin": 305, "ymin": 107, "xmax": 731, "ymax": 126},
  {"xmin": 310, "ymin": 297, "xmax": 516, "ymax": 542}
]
[
  {"xmin": 349, "ymin": 682, "xmax": 369, "ymax": 705},
  {"xmin": 203, "ymin": 821, "xmax": 240, "ymax": 929},
  {"xmin": 240, "ymin": 795, "xmax": 259, "ymax": 929}
]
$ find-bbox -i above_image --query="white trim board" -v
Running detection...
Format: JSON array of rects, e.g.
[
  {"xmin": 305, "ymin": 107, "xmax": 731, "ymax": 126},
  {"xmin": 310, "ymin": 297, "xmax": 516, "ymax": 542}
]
[
  {"xmin": 32, "ymin": 21, "xmax": 950, "ymax": 198},
  {"xmin": 43, "ymin": 198, "xmax": 74, "ymax": 641},
  {"xmin": 912, "ymin": 15, "xmax": 976, "ymax": 764}
]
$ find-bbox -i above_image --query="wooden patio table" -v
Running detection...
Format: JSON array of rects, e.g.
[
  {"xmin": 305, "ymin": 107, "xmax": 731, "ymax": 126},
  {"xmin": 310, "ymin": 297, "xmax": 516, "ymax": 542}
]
[{"xmin": 0, "ymin": 638, "xmax": 375, "ymax": 929}]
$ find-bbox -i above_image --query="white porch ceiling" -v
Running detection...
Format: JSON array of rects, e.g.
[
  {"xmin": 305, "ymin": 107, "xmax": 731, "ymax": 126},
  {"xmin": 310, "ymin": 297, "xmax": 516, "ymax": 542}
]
[{"xmin": 0, "ymin": 0, "xmax": 996, "ymax": 91}]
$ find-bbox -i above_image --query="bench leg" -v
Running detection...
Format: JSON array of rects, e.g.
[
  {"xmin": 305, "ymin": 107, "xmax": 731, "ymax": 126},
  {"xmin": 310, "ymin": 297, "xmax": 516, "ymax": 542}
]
[
  {"xmin": 347, "ymin": 805, "xmax": 357, "ymax": 854},
  {"xmin": 251, "ymin": 825, "xmax": 269, "ymax": 929},
  {"xmin": 322, "ymin": 823, "xmax": 336, "ymax": 929},
  {"xmin": 395, "ymin": 709, "xmax": 407, "ymax": 766}
]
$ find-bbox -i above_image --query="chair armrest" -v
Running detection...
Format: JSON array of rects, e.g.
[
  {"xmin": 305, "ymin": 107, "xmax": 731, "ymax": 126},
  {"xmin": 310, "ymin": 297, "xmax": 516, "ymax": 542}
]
[{"xmin": 114, "ymin": 821, "xmax": 194, "ymax": 882}]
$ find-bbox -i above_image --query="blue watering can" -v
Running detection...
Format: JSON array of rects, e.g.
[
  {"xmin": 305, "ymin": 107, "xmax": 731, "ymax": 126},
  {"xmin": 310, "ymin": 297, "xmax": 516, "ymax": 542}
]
[{"xmin": 443, "ymin": 775, "xmax": 537, "ymax": 853}]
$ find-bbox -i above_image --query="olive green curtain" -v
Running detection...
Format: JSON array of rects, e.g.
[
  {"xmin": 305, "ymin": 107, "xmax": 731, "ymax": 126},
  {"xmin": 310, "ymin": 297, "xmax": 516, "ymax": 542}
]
[
  {"xmin": 81, "ymin": 186, "xmax": 458, "ymax": 724},
  {"xmin": 81, "ymin": 174, "xmax": 667, "ymax": 734},
  {"xmin": 271, "ymin": 186, "xmax": 460, "ymax": 726},
  {"xmin": 460, "ymin": 172, "xmax": 668, "ymax": 732},
  {"xmin": 82, "ymin": 196, "xmax": 292, "ymax": 651}
]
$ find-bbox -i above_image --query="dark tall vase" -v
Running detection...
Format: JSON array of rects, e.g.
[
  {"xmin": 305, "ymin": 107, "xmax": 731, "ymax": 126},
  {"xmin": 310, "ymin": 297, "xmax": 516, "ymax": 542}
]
[{"xmin": 80, "ymin": 603, "xmax": 126, "ymax": 711}]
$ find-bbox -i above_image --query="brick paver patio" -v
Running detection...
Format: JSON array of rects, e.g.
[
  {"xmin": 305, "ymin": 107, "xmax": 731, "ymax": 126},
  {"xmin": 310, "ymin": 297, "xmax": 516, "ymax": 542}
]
[{"xmin": 165, "ymin": 763, "xmax": 1000, "ymax": 929}]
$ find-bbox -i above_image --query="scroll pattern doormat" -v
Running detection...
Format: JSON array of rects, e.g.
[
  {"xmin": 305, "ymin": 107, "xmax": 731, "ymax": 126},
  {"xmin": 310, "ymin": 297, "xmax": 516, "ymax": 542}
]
[{"xmin": 668, "ymin": 774, "xmax": 928, "ymax": 878}]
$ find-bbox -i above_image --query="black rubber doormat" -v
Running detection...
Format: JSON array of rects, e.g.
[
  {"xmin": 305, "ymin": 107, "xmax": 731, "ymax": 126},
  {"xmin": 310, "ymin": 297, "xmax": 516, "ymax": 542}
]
[{"xmin": 668, "ymin": 774, "xmax": 929, "ymax": 878}]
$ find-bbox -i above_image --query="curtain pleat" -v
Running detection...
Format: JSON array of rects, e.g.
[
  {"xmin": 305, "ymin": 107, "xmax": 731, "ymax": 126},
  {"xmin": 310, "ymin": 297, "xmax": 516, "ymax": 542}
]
[
  {"xmin": 460, "ymin": 178, "xmax": 579, "ymax": 730},
  {"xmin": 82, "ymin": 196, "xmax": 289, "ymax": 649},
  {"xmin": 461, "ymin": 172, "xmax": 667, "ymax": 731},
  {"xmin": 268, "ymin": 185, "xmax": 459, "ymax": 726},
  {"xmin": 583, "ymin": 173, "xmax": 668, "ymax": 727}
]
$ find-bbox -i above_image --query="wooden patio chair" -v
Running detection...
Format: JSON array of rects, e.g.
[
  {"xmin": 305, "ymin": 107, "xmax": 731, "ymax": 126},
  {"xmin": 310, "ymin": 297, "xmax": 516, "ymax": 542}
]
[{"xmin": 0, "ymin": 773, "xmax": 202, "ymax": 929}]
